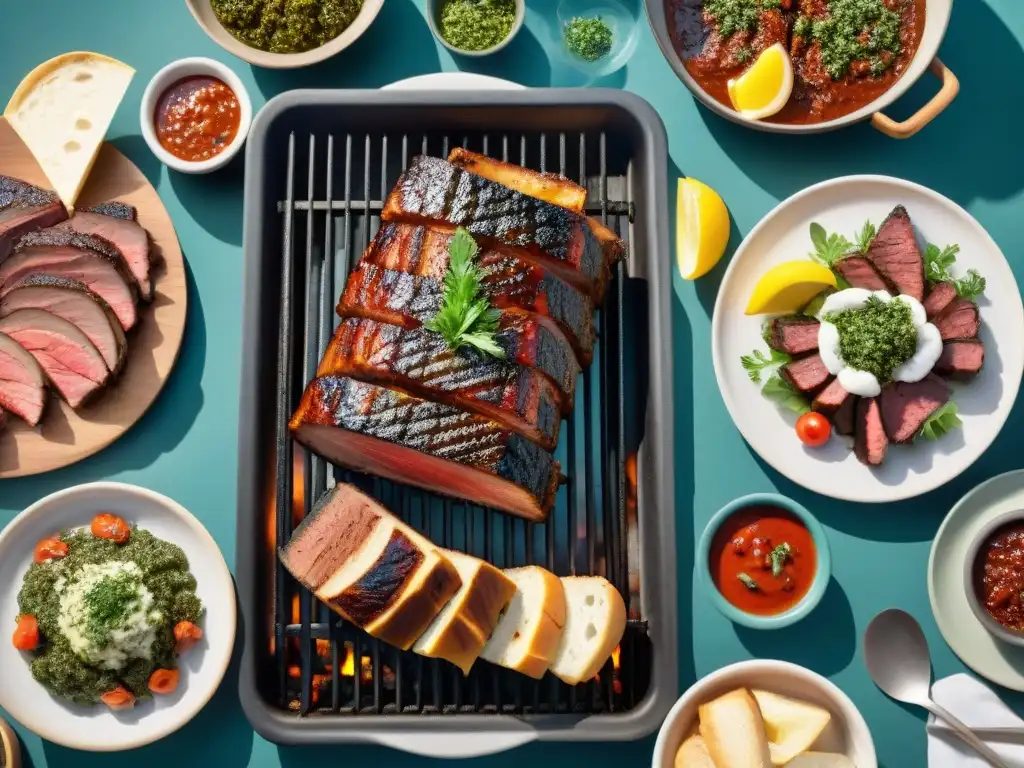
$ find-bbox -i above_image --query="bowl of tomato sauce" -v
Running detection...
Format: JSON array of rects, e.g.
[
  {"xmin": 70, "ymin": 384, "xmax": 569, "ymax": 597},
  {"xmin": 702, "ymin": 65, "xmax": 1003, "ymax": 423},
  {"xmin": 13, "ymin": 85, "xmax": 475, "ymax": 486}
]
[
  {"xmin": 964, "ymin": 510, "xmax": 1024, "ymax": 647},
  {"xmin": 698, "ymin": 493, "xmax": 831, "ymax": 629}
]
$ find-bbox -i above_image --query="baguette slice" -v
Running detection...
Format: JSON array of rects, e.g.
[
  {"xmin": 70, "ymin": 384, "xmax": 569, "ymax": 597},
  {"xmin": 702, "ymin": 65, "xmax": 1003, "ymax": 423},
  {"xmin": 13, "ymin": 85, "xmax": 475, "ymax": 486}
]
[
  {"xmin": 752, "ymin": 689, "xmax": 832, "ymax": 765},
  {"xmin": 549, "ymin": 576, "xmax": 626, "ymax": 685},
  {"xmin": 698, "ymin": 688, "xmax": 772, "ymax": 768},
  {"xmin": 674, "ymin": 734, "xmax": 716, "ymax": 768},
  {"xmin": 413, "ymin": 550, "xmax": 517, "ymax": 675},
  {"xmin": 480, "ymin": 566, "xmax": 566, "ymax": 679},
  {"xmin": 279, "ymin": 484, "xmax": 462, "ymax": 650}
]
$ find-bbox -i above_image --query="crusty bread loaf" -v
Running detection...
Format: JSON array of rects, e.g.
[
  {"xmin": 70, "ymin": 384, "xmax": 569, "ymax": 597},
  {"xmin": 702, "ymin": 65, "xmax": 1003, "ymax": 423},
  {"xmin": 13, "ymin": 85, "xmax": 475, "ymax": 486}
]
[
  {"xmin": 675, "ymin": 734, "xmax": 716, "ymax": 768},
  {"xmin": 413, "ymin": 550, "xmax": 517, "ymax": 675},
  {"xmin": 698, "ymin": 688, "xmax": 772, "ymax": 768},
  {"xmin": 480, "ymin": 566, "xmax": 566, "ymax": 679},
  {"xmin": 549, "ymin": 576, "xmax": 626, "ymax": 685},
  {"xmin": 279, "ymin": 484, "xmax": 462, "ymax": 650}
]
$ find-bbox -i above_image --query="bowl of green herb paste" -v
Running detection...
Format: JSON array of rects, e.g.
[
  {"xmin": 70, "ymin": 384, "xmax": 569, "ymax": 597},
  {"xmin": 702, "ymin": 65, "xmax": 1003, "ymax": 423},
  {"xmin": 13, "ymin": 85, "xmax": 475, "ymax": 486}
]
[
  {"xmin": 0, "ymin": 483, "xmax": 235, "ymax": 751},
  {"xmin": 428, "ymin": 0, "xmax": 525, "ymax": 57},
  {"xmin": 187, "ymin": 0, "xmax": 385, "ymax": 69},
  {"xmin": 550, "ymin": 0, "xmax": 641, "ymax": 78}
]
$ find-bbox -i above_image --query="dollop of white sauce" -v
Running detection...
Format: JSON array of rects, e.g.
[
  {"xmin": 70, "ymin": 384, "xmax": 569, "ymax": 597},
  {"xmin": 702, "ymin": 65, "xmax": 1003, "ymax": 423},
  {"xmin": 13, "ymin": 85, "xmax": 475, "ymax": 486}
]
[{"xmin": 816, "ymin": 289, "xmax": 941, "ymax": 397}]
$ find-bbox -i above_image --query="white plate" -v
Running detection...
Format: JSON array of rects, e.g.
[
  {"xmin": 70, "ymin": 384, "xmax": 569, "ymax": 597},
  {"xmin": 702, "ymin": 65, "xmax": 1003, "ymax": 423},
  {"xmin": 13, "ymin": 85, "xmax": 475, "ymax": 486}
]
[
  {"xmin": 928, "ymin": 470, "xmax": 1024, "ymax": 691},
  {"xmin": 711, "ymin": 176, "xmax": 1024, "ymax": 502},
  {"xmin": 383, "ymin": 73, "xmax": 524, "ymax": 91},
  {"xmin": 0, "ymin": 483, "xmax": 235, "ymax": 751}
]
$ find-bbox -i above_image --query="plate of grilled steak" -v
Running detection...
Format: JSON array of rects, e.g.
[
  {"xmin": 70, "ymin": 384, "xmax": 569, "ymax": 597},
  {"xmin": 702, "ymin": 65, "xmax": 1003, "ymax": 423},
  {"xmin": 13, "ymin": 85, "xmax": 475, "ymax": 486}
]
[
  {"xmin": 712, "ymin": 176, "xmax": 1024, "ymax": 502},
  {"xmin": 0, "ymin": 119, "xmax": 186, "ymax": 477}
]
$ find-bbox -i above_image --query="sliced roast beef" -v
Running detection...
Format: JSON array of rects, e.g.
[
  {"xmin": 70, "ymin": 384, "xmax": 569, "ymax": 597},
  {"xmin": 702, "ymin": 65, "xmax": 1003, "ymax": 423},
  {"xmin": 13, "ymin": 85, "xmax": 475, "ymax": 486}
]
[
  {"xmin": 290, "ymin": 376, "xmax": 560, "ymax": 521},
  {"xmin": 935, "ymin": 339, "xmax": 985, "ymax": 377},
  {"xmin": 878, "ymin": 374, "xmax": 950, "ymax": 444},
  {"xmin": 833, "ymin": 395, "xmax": 858, "ymax": 436},
  {"xmin": 854, "ymin": 397, "xmax": 888, "ymax": 466},
  {"xmin": 0, "ymin": 230, "xmax": 138, "ymax": 331},
  {"xmin": 812, "ymin": 378, "xmax": 850, "ymax": 414},
  {"xmin": 780, "ymin": 353, "xmax": 830, "ymax": 394},
  {"xmin": 922, "ymin": 281, "xmax": 958, "ymax": 320},
  {"xmin": 0, "ymin": 309, "xmax": 109, "ymax": 408},
  {"xmin": 833, "ymin": 255, "xmax": 892, "ymax": 292},
  {"xmin": 865, "ymin": 205, "xmax": 926, "ymax": 301},
  {"xmin": 58, "ymin": 202, "xmax": 152, "ymax": 301},
  {"xmin": 0, "ymin": 176, "xmax": 67, "ymax": 262},
  {"xmin": 0, "ymin": 330, "xmax": 47, "ymax": 426},
  {"xmin": 934, "ymin": 298, "xmax": 980, "ymax": 341},
  {"xmin": 768, "ymin": 315, "xmax": 820, "ymax": 355},
  {"xmin": 0, "ymin": 276, "xmax": 126, "ymax": 373}
]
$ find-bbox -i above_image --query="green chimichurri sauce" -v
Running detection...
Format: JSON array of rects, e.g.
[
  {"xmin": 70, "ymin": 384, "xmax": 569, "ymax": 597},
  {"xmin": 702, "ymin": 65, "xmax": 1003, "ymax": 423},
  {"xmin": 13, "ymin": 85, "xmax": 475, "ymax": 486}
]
[
  {"xmin": 826, "ymin": 295, "xmax": 917, "ymax": 383},
  {"xmin": 702, "ymin": 0, "xmax": 782, "ymax": 38},
  {"xmin": 795, "ymin": 0, "xmax": 904, "ymax": 80},
  {"xmin": 211, "ymin": 0, "xmax": 364, "ymax": 54},
  {"xmin": 17, "ymin": 528, "xmax": 202, "ymax": 705}
]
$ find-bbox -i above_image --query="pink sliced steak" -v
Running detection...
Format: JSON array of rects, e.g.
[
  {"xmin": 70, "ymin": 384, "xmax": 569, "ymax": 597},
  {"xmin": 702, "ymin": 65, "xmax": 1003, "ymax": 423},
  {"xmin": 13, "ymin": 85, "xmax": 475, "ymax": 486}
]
[
  {"xmin": 0, "ymin": 330, "xmax": 47, "ymax": 426},
  {"xmin": 855, "ymin": 397, "xmax": 888, "ymax": 466},
  {"xmin": 934, "ymin": 299, "xmax": 980, "ymax": 341},
  {"xmin": 768, "ymin": 315, "xmax": 820, "ymax": 356},
  {"xmin": 878, "ymin": 374, "xmax": 950, "ymax": 444},
  {"xmin": 812, "ymin": 378, "xmax": 850, "ymax": 413},
  {"xmin": 780, "ymin": 353, "xmax": 830, "ymax": 394},
  {"xmin": 833, "ymin": 395, "xmax": 858, "ymax": 436},
  {"xmin": 922, "ymin": 281, "xmax": 958, "ymax": 320},
  {"xmin": 833, "ymin": 255, "xmax": 892, "ymax": 292},
  {"xmin": 865, "ymin": 206, "xmax": 926, "ymax": 301},
  {"xmin": 58, "ymin": 202, "xmax": 153, "ymax": 301},
  {"xmin": 0, "ymin": 309, "xmax": 109, "ymax": 408},
  {"xmin": 935, "ymin": 339, "xmax": 984, "ymax": 377},
  {"xmin": 0, "ymin": 176, "xmax": 67, "ymax": 261}
]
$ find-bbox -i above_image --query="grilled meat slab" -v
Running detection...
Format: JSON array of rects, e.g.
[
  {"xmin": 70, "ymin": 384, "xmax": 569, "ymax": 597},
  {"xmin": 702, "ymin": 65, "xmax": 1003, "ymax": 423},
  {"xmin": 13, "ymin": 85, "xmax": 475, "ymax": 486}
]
[
  {"xmin": 855, "ymin": 397, "xmax": 888, "ymax": 466},
  {"xmin": 58, "ymin": 201, "xmax": 152, "ymax": 301},
  {"xmin": 448, "ymin": 148, "xmax": 588, "ymax": 213},
  {"xmin": 923, "ymin": 281, "xmax": 957, "ymax": 320},
  {"xmin": 367, "ymin": 223, "xmax": 595, "ymax": 364},
  {"xmin": 0, "ymin": 330, "xmax": 46, "ymax": 426},
  {"xmin": 865, "ymin": 205, "xmax": 926, "ymax": 301},
  {"xmin": 319, "ymin": 318, "xmax": 563, "ymax": 450},
  {"xmin": 382, "ymin": 155, "xmax": 617, "ymax": 301},
  {"xmin": 0, "ymin": 175, "xmax": 67, "ymax": 262},
  {"xmin": 812, "ymin": 378, "xmax": 849, "ymax": 414},
  {"xmin": 781, "ymin": 353, "xmax": 830, "ymax": 394},
  {"xmin": 290, "ymin": 376, "xmax": 560, "ymax": 521},
  {"xmin": 879, "ymin": 374, "xmax": 950, "ymax": 444},
  {"xmin": 935, "ymin": 339, "xmax": 985, "ymax": 377},
  {"xmin": 339, "ymin": 263, "xmax": 579, "ymax": 405},
  {"xmin": 767, "ymin": 315, "xmax": 820, "ymax": 355},
  {"xmin": 834, "ymin": 255, "xmax": 892, "ymax": 292},
  {"xmin": 934, "ymin": 298, "xmax": 980, "ymax": 341}
]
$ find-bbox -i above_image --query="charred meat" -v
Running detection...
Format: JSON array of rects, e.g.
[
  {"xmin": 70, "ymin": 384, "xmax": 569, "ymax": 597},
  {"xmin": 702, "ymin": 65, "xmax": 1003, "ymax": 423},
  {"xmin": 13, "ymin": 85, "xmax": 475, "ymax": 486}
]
[
  {"xmin": 935, "ymin": 339, "xmax": 985, "ymax": 378},
  {"xmin": 879, "ymin": 374, "xmax": 950, "ymax": 444},
  {"xmin": 58, "ymin": 201, "xmax": 153, "ymax": 301},
  {"xmin": 865, "ymin": 206, "xmax": 926, "ymax": 301},
  {"xmin": 833, "ymin": 255, "xmax": 892, "ymax": 293},
  {"xmin": 0, "ymin": 175, "xmax": 67, "ymax": 262},
  {"xmin": 922, "ymin": 281, "xmax": 958, "ymax": 320},
  {"xmin": 448, "ymin": 148, "xmax": 587, "ymax": 213},
  {"xmin": 934, "ymin": 298, "xmax": 980, "ymax": 341},
  {"xmin": 767, "ymin": 315, "xmax": 820, "ymax": 356}
]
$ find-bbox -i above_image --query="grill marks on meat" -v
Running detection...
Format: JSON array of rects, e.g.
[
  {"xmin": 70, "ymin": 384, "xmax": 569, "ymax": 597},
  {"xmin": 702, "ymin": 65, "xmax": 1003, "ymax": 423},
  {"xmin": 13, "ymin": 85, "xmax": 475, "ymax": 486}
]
[
  {"xmin": 382, "ymin": 156, "xmax": 615, "ymax": 301},
  {"xmin": 0, "ymin": 175, "xmax": 67, "ymax": 262},
  {"xmin": 290, "ymin": 376, "xmax": 560, "ymax": 521},
  {"xmin": 319, "ymin": 318, "xmax": 563, "ymax": 450},
  {"xmin": 865, "ymin": 205, "xmax": 926, "ymax": 301},
  {"xmin": 58, "ymin": 202, "xmax": 152, "ymax": 301},
  {"xmin": 0, "ymin": 330, "xmax": 46, "ymax": 426},
  {"xmin": 767, "ymin": 315, "xmax": 820, "ymax": 355},
  {"xmin": 447, "ymin": 148, "xmax": 587, "ymax": 213},
  {"xmin": 781, "ymin": 353, "xmax": 830, "ymax": 394},
  {"xmin": 923, "ymin": 281, "xmax": 957, "ymax": 320},
  {"xmin": 935, "ymin": 339, "xmax": 984, "ymax": 378},
  {"xmin": 854, "ymin": 397, "xmax": 888, "ymax": 466},
  {"xmin": 833, "ymin": 255, "xmax": 892, "ymax": 292},
  {"xmin": 934, "ymin": 298, "xmax": 980, "ymax": 341},
  {"xmin": 366, "ymin": 223, "xmax": 596, "ymax": 364},
  {"xmin": 879, "ymin": 374, "xmax": 950, "ymax": 444}
]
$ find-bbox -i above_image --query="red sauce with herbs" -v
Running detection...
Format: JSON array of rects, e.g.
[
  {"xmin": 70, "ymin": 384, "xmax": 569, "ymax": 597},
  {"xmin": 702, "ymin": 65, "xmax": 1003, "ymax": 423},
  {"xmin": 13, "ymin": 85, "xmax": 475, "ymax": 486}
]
[
  {"xmin": 975, "ymin": 522, "xmax": 1024, "ymax": 631},
  {"xmin": 710, "ymin": 505, "xmax": 817, "ymax": 615},
  {"xmin": 155, "ymin": 76, "xmax": 240, "ymax": 163}
]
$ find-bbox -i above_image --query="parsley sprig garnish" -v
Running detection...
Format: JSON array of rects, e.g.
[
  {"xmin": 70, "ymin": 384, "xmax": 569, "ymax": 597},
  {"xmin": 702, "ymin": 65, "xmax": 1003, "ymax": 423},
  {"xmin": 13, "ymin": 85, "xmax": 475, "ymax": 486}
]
[
  {"xmin": 808, "ymin": 222, "xmax": 855, "ymax": 266},
  {"xmin": 741, "ymin": 348, "xmax": 791, "ymax": 384},
  {"xmin": 924, "ymin": 242, "xmax": 986, "ymax": 300},
  {"xmin": 424, "ymin": 228, "xmax": 505, "ymax": 358},
  {"xmin": 769, "ymin": 542, "xmax": 792, "ymax": 577}
]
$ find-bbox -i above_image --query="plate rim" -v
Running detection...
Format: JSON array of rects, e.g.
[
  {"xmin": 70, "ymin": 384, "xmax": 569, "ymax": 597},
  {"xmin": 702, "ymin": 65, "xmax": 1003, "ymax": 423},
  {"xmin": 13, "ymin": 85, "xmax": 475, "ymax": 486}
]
[
  {"xmin": 711, "ymin": 174, "xmax": 1024, "ymax": 502},
  {"xmin": 382, "ymin": 73, "xmax": 525, "ymax": 91}
]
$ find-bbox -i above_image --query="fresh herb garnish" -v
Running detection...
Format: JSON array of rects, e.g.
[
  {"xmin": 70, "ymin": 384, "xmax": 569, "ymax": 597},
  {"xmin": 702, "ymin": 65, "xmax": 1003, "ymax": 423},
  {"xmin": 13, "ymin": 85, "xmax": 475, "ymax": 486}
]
[
  {"xmin": 762, "ymin": 373, "xmax": 811, "ymax": 415},
  {"xmin": 825, "ymin": 294, "xmax": 918, "ymax": 384},
  {"xmin": 769, "ymin": 542, "xmax": 792, "ymax": 577},
  {"xmin": 955, "ymin": 269, "xmax": 987, "ymax": 300},
  {"xmin": 855, "ymin": 219, "xmax": 876, "ymax": 254},
  {"xmin": 809, "ymin": 222, "xmax": 855, "ymax": 267},
  {"xmin": 917, "ymin": 401, "xmax": 962, "ymax": 441},
  {"xmin": 738, "ymin": 572, "xmax": 759, "ymax": 590},
  {"xmin": 806, "ymin": 0, "xmax": 903, "ymax": 81},
  {"xmin": 924, "ymin": 242, "xmax": 986, "ymax": 299},
  {"xmin": 563, "ymin": 16, "xmax": 614, "ymax": 62},
  {"xmin": 741, "ymin": 348, "xmax": 791, "ymax": 384},
  {"xmin": 424, "ymin": 228, "xmax": 505, "ymax": 359}
]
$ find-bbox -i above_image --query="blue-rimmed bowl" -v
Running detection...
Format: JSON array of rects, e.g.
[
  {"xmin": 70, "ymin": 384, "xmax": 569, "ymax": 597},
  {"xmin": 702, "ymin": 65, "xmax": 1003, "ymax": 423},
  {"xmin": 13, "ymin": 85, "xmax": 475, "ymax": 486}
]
[{"xmin": 698, "ymin": 493, "xmax": 832, "ymax": 630}]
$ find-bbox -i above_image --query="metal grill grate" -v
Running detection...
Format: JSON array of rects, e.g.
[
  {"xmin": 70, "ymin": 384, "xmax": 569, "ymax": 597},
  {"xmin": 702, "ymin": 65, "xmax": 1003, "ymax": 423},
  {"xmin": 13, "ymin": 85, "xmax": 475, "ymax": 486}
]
[{"xmin": 267, "ymin": 127, "xmax": 652, "ymax": 718}]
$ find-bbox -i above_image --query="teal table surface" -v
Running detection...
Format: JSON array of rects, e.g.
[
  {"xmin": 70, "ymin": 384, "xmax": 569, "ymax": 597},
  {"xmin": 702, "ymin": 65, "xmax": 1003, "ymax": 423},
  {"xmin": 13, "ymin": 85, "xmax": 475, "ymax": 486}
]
[{"xmin": 2, "ymin": 1, "xmax": 1024, "ymax": 766}]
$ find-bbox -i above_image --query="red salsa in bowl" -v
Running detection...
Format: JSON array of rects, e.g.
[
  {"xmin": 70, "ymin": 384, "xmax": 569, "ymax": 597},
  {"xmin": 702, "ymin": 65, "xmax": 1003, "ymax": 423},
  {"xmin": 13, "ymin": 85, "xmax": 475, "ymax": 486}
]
[
  {"xmin": 154, "ymin": 76, "xmax": 241, "ymax": 163},
  {"xmin": 973, "ymin": 521, "xmax": 1024, "ymax": 632}
]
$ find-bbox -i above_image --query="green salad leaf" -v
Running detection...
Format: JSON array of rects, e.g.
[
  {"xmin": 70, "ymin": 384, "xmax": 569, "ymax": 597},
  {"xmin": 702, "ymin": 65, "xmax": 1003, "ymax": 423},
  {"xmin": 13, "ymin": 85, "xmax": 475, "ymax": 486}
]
[
  {"xmin": 762, "ymin": 373, "xmax": 811, "ymax": 415},
  {"xmin": 808, "ymin": 222, "xmax": 855, "ymax": 266},
  {"xmin": 917, "ymin": 401, "xmax": 962, "ymax": 441}
]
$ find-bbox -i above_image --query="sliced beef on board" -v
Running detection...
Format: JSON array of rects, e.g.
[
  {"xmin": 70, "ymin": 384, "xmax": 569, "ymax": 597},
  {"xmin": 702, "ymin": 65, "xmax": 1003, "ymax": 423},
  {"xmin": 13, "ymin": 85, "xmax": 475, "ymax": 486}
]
[
  {"xmin": 854, "ymin": 397, "xmax": 888, "ymax": 466},
  {"xmin": 0, "ymin": 330, "xmax": 46, "ymax": 426},
  {"xmin": 0, "ymin": 275, "xmax": 126, "ymax": 374},
  {"xmin": 0, "ymin": 230, "xmax": 138, "ymax": 331},
  {"xmin": 318, "ymin": 318, "xmax": 563, "ymax": 451},
  {"xmin": 290, "ymin": 376, "xmax": 560, "ymax": 522},
  {"xmin": 922, "ymin": 281, "xmax": 958, "ymax": 320},
  {"xmin": 833, "ymin": 256, "xmax": 892, "ymax": 293},
  {"xmin": 767, "ymin": 315, "xmax": 820, "ymax": 355},
  {"xmin": 934, "ymin": 298, "xmax": 980, "ymax": 341},
  {"xmin": 0, "ymin": 175, "xmax": 67, "ymax": 262},
  {"xmin": 780, "ymin": 353, "xmax": 830, "ymax": 394},
  {"xmin": 57, "ymin": 202, "xmax": 153, "ymax": 301},
  {"xmin": 865, "ymin": 205, "xmax": 926, "ymax": 301},
  {"xmin": 0, "ymin": 309, "xmax": 108, "ymax": 408},
  {"xmin": 935, "ymin": 339, "xmax": 985, "ymax": 377},
  {"xmin": 879, "ymin": 374, "xmax": 950, "ymax": 444}
]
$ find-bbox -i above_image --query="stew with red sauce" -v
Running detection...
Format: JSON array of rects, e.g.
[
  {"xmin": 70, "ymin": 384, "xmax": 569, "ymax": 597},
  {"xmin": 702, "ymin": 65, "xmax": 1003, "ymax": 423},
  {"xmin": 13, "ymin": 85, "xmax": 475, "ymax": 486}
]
[
  {"xmin": 664, "ymin": 0, "xmax": 926, "ymax": 124},
  {"xmin": 975, "ymin": 522, "xmax": 1024, "ymax": 631},
  {"xmin": 710, "ymin": 505, "xmax": 817, "ymax": 616}
]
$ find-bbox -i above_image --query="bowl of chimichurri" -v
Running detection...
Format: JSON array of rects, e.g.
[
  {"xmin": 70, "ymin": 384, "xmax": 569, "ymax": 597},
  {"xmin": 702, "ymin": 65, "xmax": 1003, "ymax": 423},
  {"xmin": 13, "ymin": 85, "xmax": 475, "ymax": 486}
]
[
  {"xmin": 0, "ymin": 483, "xmax": 235, "ymax": 752},
  {"xmin": 186, "ymin": 0, "xmax": 385, "ymax": 69}
]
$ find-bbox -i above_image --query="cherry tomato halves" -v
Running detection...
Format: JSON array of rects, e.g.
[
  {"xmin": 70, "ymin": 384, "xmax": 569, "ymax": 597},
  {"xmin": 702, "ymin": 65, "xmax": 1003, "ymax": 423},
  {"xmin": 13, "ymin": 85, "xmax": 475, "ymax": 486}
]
[{"xmin": 796, "ymin": 411, "xmax": 832, "ymax": 447}]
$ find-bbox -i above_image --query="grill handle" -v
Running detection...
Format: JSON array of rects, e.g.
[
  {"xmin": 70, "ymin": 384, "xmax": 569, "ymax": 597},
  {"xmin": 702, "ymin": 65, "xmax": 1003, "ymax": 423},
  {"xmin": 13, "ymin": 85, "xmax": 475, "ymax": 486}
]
[{"xmin": 371, "ymin": 730, "xmax": 537, "ymax": 758}]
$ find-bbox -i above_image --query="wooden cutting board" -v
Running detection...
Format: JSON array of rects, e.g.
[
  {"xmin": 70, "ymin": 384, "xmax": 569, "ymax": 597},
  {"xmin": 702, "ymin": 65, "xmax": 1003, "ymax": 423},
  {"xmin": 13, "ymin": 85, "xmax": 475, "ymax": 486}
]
[{"xmin": 0, "ymin": 118, "xmax": 187, "ymax": 478}]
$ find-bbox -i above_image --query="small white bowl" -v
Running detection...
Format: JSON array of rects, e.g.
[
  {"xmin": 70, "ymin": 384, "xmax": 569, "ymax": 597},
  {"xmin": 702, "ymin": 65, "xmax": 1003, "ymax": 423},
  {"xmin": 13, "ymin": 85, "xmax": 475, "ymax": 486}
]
[
  {"xmin": 0, "ymin": 482, "xmax": 236, "ymax": 752},
  {"xmin": 426, "ymin": 0, "xmax": 526, "ymax": 57},
  {"xmin": 140, "ymin": 57, "xmax": 252, "ymax": 174},
  {"xmin": 651, "ymin": 660, "xmax": 877, "ymax": 768}
]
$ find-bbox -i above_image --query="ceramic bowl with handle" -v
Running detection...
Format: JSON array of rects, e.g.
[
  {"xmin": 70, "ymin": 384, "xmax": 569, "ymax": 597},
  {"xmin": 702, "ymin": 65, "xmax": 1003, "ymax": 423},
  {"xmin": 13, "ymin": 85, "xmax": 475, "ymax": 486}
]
[{"xmin": 962, "ymin": 508, "xmax": 1024, "ymax": 648}]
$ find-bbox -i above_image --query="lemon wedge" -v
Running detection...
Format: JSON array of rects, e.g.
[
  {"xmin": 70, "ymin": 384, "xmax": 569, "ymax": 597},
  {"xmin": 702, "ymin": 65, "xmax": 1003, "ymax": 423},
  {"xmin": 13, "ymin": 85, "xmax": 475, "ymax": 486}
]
[
  {"xmin": 746, "ymin": 261, "xmax": 837, "ymax": 315},
  {"xmin": 727, "ymin": 42, "xmax": 794, "ymax": 121},
  {"xmin": 676, "ymin": 178, "xmax": 730, "ymax": 280}
]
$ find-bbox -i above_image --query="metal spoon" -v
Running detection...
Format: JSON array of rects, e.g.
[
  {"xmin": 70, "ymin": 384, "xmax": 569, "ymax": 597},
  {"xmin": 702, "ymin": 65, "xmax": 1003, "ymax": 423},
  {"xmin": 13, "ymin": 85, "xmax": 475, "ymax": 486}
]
[{"xmin": 863, "ymin": 608, "xmax": 1010, "ymax": 768}]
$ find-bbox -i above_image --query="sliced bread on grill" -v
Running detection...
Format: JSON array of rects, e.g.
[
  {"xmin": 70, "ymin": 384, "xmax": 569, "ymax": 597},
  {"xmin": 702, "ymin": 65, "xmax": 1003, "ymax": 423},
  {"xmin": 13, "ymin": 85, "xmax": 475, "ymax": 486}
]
[
  {"xmin": 279, "ymin": 484, "xmax": 462, "ymax": 650},
  {"xmin": 480, "ymin": 566, "xmax": 566, "ymax": 679},
  {"xmin": 549, "ymin": 576, "xmax": 626, "ymax": 685},
  {"xmin": 413, "ymin": 550, "xmax": 517, "ymax": 674}
]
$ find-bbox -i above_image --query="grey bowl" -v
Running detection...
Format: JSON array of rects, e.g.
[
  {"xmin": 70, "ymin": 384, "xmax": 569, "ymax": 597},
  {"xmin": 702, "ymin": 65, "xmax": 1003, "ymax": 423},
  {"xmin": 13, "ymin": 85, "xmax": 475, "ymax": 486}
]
[
  {"xmin": 962, "ymin": 508, "xmax": 1024, "ymax": 647},
  {"xmin": 426, "ymin": 0, "xmax": 526, "ymax": 57}
]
